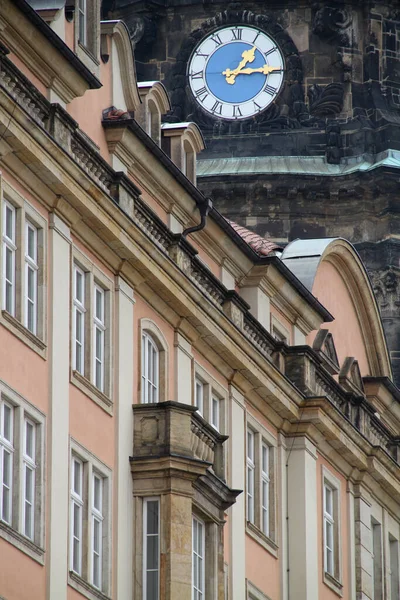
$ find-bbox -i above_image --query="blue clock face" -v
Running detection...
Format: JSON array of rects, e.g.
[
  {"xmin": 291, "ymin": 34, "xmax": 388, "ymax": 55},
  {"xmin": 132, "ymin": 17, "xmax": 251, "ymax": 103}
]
[{"xmin": 188, "ymin": 26, "xmax": 285, "ymax": 120}]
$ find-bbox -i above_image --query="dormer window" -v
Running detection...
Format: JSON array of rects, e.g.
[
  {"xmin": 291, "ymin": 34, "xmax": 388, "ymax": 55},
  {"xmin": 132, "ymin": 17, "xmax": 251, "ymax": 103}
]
[
  {"xmin": 136, "ymin": 82, "xmax": 171, "ymax": 147},
  {"xmin": 161, "ymin": 123, "xmax": 205, "ymax": 185}
]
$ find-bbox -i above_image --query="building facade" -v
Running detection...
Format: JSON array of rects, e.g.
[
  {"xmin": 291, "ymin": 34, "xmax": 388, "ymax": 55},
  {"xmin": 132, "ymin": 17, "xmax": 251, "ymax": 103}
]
[
  {"xmin": 0, "ymin": 2, "xmax": 400, "ymax": 600},
  {"xmin": 108, "ymin": 0, "xmax": 400, "ymax": 384}
]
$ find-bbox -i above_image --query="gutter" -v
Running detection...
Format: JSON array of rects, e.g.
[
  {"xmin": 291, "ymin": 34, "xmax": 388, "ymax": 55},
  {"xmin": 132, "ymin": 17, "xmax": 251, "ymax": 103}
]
[
  {"xmin": 13, "ymin": 0, "xmax": 102, "ymax": 89},
  {"xmin": 103, "ymin": 117, "xmax": 333, "ymax": 323}
]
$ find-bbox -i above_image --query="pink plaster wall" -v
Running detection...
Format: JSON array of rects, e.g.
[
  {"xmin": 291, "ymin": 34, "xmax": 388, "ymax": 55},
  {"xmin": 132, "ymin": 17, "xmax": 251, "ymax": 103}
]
[
  {"xmin": 8, "ymin": 53, "xmax": 47, "ymax": 97},
  {"xmin": 192, "ymin": 348, "xmax": 228, "ymax": 388},
  {"xmin": 69, "ymin": 385, "xmax": 114, "ymax": 468},
  {"xmin": 67, "ymin": 62, "xmax": 112, "ymax": 161},
  {"xmin": 0, "ymin": 539, "xmax": 45, "ymax": 599},
  {"xmin": 309, "ymin": 261, "xmax": 370, "ymax": 375},
  {"xmin": 134, "ymin": 296, "xmax": 176, "ymax": 403},
  {"xmin": 316, "ymin": 454, "xmax": 349, "ymax": 600},
  {"xmin": 245, "ymin": 535, "xmax": 280, "ymax": 598}
]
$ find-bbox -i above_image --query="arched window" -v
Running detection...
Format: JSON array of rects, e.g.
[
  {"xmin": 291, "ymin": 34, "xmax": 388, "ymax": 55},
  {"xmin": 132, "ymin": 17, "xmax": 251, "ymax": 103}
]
[{"xmin": 141, "ymin": 331, "xmax": 159, "ymax": 403}]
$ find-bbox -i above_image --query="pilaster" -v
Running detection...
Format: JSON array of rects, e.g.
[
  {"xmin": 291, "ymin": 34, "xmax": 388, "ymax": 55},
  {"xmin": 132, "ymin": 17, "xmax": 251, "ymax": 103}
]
[{"xmin": 354, "ymin": 484, "xmax": 373, "ymax": 600}]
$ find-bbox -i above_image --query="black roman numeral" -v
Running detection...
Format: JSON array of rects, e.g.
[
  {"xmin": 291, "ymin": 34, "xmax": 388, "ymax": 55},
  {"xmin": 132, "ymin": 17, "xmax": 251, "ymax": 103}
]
[
  {"xmin": 190, "ymin": 70, "xmax": 203, "ymax": 80},
  {"xmin": 195, "ymin": 50, "xmax": 208, "ymax": 58},
  {"xmin": 195, "ymin": 87, "xmax": 208, "ymax": 102},
  {"xmin": 232, "ymin": 28, "xmax": 242, "ymax": 40},
  {"xmin": 264, "ymin": 84, "xmax": 277, "ymax": 95},
  {"xmin": 233, "ymin": 105, "xmax": 242, "ymax": 117},
  {"xmin": 211, "ymin": 33, "xmax": 222, "ymax": 46},
  {"xmin": 264, "ymin": 47, "xmax": 277, "ymax": 57},
  {"xmin": 252, "ymin": 31, "xmax": 261, "ymax": 44},
  {"xmin": 253, "ymin": 101, "xmax": 262, "ymax": 111},
  {"xmin": 211, "ymin": 100, "xmax": 223, "ymax": 114}
]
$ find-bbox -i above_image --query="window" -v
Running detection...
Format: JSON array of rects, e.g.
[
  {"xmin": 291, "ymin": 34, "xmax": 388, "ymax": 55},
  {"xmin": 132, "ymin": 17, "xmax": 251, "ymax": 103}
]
[
  {"xmin": 73, "ymin": 265, "xmax": 86, "ymax": 376},
  {"xmin": 322, "ymin": 468, "xmax": 341, "ymax": 588},
  {"xmin": 211, "ymin": 395, "xmax": 220, "ymax": 431},
  {"xmin": 2, "ymin": 201, "xmax": 16, "ymax": 316},
  {"xmin": 143, "ymin": 498, "xmax": 160, "ymax": 600},
  {"xmin": 193, "ymin": 365, "xmax": 226, "ymax": 433},
  {"xmin": 141, "ymin": 331, "xmax": 159, "ymax": 403},
  {"xmin": 78, "ymin": 0, "xmax": 87, "ymax": 46},
  {"xmin": 71, "ymin": 254, "xmax": 113, "ymax": 409},
  {"xmin": 24, "ymin": 222, "xmax": 38, "ymax": 334},
  {"xmin": 22, "ymin": 418, "xmax": 36, "ymax": 540},
  {"xmin": 195, "ymin": 378, "xmax": 204, "ymax": 415},
  {"xmin": 0, "ymin": 384, "xmax": 45, "ymax": 562},
  {"xmin": 247, "ymin": 429, "xmax": 255, "ymax": 524},
  {"xmin": 192, "ymin": 516, "xmax": 205, "ymax": 600},
  {"xmin": 323, "ymin": 483, "xmax": 335, "ymax": 576},
  {"xmin": 0, "ymin": 185, "xmax": 47, "ymax": 353},
  {"xmin": 0, "ymin": 400, "xmax": 13, "ymax": 525},
  {"xmin": 69, "ymin": 442, "xmax": 111, "ymax": 598},
  {"xmin": 371, "ymin": 519, "xmax": 382, "ymax": 600},
  {"xmin": 389, "ymin": 535, "xmax": 399, "ymax": 600},
  {"xmin": 261, "ymin": 444, "xmax": 269, "ymax": 537}
]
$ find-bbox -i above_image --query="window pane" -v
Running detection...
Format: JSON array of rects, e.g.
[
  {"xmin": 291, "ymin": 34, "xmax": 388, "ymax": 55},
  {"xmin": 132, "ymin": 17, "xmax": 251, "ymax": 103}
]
[
  {"xmin": 93, "ymin": 552, "xmax": 101, "ymax": 588},
  {"xmin": 147, "ymin": 500, "xmax": 159, "ymax": 535},
  {"xmin": 147, "ymin": 535, "xmax": 159, "ymax": 570},
  {"xmin": 75, "ymin": 269, "xmax": 84, "ymax": 304},
  {"xmin": 5, "ymin": 205, "xmax": 14, "ymax": 240},
  {"xmin": 325, "ymin": 485, "xmax": 333, "ymax": 516},
  {"xmin": 95, "ymin": 288, "xmax": 103, "ymax": 322},
  {"xmin": 93, "ymin": 476, "xmax": 102, "ymax": 511},
  {"xmin": 73, "ymin": 460, "xmax": 81, "ymax": 496},
  {"xmin": 25, "ymin": 420, "xmax": 34, "ymax": 458},
  {"xmin": 146, "ymin": 571, "xmax": 158, "ymax": 600},
  {"xmin": 93, "ymin": 517, "xmax": 101, "ymax": 553},
  {"xmin": 27, "ymin": 224, "xmax": 37, "ymax": 261},
  {"xmin": 262, "ymin": 444, "xmax": 269, "ymax": 473},
  {"xmin": 2, "ymin": 449, "xmax": 12, "ymax": 523},
  {"xmin": 5, "ymin": 247, "xmax": 13, "ymax": 282},
  {"xmin": 3, "ymin": 404, "xmax": 12, "ymax": 442}
]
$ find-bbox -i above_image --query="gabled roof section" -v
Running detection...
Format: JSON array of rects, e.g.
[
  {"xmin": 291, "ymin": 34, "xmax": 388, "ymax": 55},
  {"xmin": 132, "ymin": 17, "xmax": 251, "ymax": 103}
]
[
  {"xmin": 227, "ymin": 221, "xmax": 282, "ymax": 257},
  {"xmin": 312, "ymin": 329, "xmax": 340, "ymax": 375}
]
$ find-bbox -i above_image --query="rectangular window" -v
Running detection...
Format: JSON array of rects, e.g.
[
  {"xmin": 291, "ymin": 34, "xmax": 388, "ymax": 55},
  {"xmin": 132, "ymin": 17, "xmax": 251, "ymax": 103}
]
[
  {"xmin": 389, "ymin": 535, "xmax": 399, "ymax": 600},
  {"xmin": 141, "ymin": 332, "xmax": 159, "ymax": 404},
  {"xmin": 371, "ymin": 519, "xmax": 382, "ymax": 600},
  {"xmin": 91, "ymin": 473, "xmax": 104, "ymax": 589},
  {"xmin": 24, "ymin": 221, "xmax": 38, "ymax": 334},
  {"xmin": 2, "ymin": 201, "xmax": 16, "ymax": 316},
  {"xmin": 247, "ymin": 429, "xmax": 255, "ymax": 524},
  {"xmin": 71, "ymin": 457, "xmax": 84, "ymax": 575},
  {"xmin": 73, "ymin": 265, "xmax": 86, "ymax": 376},
  {"xmin": 192, "ymin": 516, "xmax": 205, "ymax": 600},
  {"xmin": 195, "ymin": 379, "xmax": 204, "ymax": 416},
  {"xmin": 323, "ymin": 483, "xmax": 335, "ymax": 576},
  {"xmin": 93, "ymin": 285, "xmax": 105, "ymax": 392},
  {"xmin": 261, "ymin": 443, "xmax": 270, "ymax": 536},
  {"xmin": 0, "ymin": 400, "xmax": 13, "ymax": 525},
  {"xmin": 22, "ymin": 418, "xmax": 36, "ymax": 540},
  {"xmin": 78, "ymin": 0, "xmax": 87, "ymax": 46},
  {"xmin": 143, "ymin": 498, "xmax": 160, "ymax": 600},
  {"xmin": 211, "ymin": 396, "xmax": 220, "ymax": 431}
]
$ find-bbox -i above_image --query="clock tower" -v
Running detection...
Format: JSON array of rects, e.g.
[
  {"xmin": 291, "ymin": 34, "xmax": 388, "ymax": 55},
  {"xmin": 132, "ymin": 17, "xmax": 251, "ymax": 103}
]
[{"xmin": 105, "ymin": 0, "xmax": 400, "ymax": 383}]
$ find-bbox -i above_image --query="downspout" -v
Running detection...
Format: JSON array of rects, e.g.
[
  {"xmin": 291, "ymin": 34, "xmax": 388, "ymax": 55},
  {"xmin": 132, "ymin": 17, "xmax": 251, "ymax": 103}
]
[{"xmin": 182, "ymin": 198, "xmax": 213, "ymax": 237}]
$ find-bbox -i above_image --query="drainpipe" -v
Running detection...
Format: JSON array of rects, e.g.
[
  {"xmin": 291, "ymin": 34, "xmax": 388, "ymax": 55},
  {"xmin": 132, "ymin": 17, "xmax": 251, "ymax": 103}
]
[{"xmin": 182, "ymin": 198, "xmax": 213, "ymax": 237}]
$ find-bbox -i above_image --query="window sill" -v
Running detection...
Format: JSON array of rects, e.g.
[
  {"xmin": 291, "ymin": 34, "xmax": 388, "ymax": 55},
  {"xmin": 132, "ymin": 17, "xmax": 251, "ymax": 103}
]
[
  {"xmin": 71, "ymin": 370, "xmax": 113, "ymax": 414},
  {"xmin": 69, "ymin": 572, "xmax": 111, "ymax": 600},
  {"xmin": 246, "ymin": 521, "xmax": 278, "ymax": 558},
  {"xmin": 323, "ymin": 571, "xmax": 343, "ymax": 597},
  {"xmin": 1, "ymin": 310, "xmax": 47, "ymax": 358},
  {"xmin": 0, "ymin": 520, "xmax": 44, "ymax": 564}
]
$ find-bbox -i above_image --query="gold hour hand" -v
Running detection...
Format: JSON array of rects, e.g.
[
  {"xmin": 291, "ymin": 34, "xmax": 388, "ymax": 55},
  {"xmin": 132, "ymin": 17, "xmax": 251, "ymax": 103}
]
[{"xmin": 223, "ymin": 63, "xmax": 281, "ymax": 85}]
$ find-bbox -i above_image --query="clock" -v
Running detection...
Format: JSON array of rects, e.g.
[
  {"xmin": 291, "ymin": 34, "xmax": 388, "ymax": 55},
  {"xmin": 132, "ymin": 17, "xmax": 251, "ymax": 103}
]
[{"xmin": 187, "ymin": 26, "xmax": 285, "ymax": 121}]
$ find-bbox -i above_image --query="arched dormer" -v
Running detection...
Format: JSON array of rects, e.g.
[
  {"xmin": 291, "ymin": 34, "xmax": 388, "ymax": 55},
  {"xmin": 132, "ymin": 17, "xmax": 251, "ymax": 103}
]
[
  {"xmin": 161, "ymin": 122, "xmax": 205, "ymax": 184},
  {"xmin": 135, "ymin": 82, "xmax": 171, "ymax": 146},
  {"xmin": 281, "ymin": 238, "xmax": 392, "ymax": 379},
  {"xmin": 100, "ymin": 20, "xmax": 141, "ymax": 112}
]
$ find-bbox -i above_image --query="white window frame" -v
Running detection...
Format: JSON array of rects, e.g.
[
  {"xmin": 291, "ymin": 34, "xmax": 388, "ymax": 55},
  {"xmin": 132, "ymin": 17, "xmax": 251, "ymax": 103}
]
[
  {"xmin": 192, "ymin": 516, "xmax": 205, "ymax": 600},
  {"xmin": 246, "ymin": 429, "xmax": 255, "ymax": 524},
  {"xmin": 322, "ymin": 467, "xmax": 342, "ymax": 589},
  {"xmin": 78, "ymin": 0, "xmax": 87, "ymax": 46},
  {"xmin": 211, "ymin": 395, "xmax": 220, "ymax": 431},
  {"xmin": 195, "ymin": 378, "xmax": 204, "ymax": 416},
  {"xmin": 91, "ymin": 472, "xmax": 104, "ymax": 589},
  {"xmin": 92, "ymin": 285, "xmax": 105, "ymax": 392},
  {"xmin": 371, "ymin": 518, "xmax": 383, "ymax": 600},
  {"xmin": 0, "ymin": 400, "xmax": 14, "ymax": 526},
  {"xmin": 141, "ymin": 331, "xmax": 159, "ymax": 404},
  {"xmin": 73, "ymin": 264, "xmax": 86, "ymax": 376},
  {"xmin": 193, "ymin": 363, "xmax": 227, "ymax": 434},
  {"xmin": 69, "ymin": 440, "xmax": 112, "ymax": 599},
  {"xmin": 2, "ymin": 200, "xmax": 16, "ymax": 317},
  {"xmin": 70, "ymin": 456, "xmax": 84, "ymax": 576},
  {"xmin": 143, "ymin": 497, "xmax": 160, "ymax": 600},
  {"xmin": 389, "ymin": 535, "xmax": 399, "ymax": 600},
  {"xmin": 22, "ymin": 417, "xmax": 36, "ymax": 540},
  {"xmin": 261, "ymin": 443, "xmax": 270, "ymax": 537},
  {"xmin": 24, "ymin": 220, "xmax": 38, "ymax": 335}
]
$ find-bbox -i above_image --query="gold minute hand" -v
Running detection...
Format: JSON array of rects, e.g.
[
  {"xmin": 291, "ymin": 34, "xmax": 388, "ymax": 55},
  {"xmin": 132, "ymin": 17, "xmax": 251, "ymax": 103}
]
[{"xmin": 222, "ymin": 46, "xmax": 257, "ymax": 84}]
